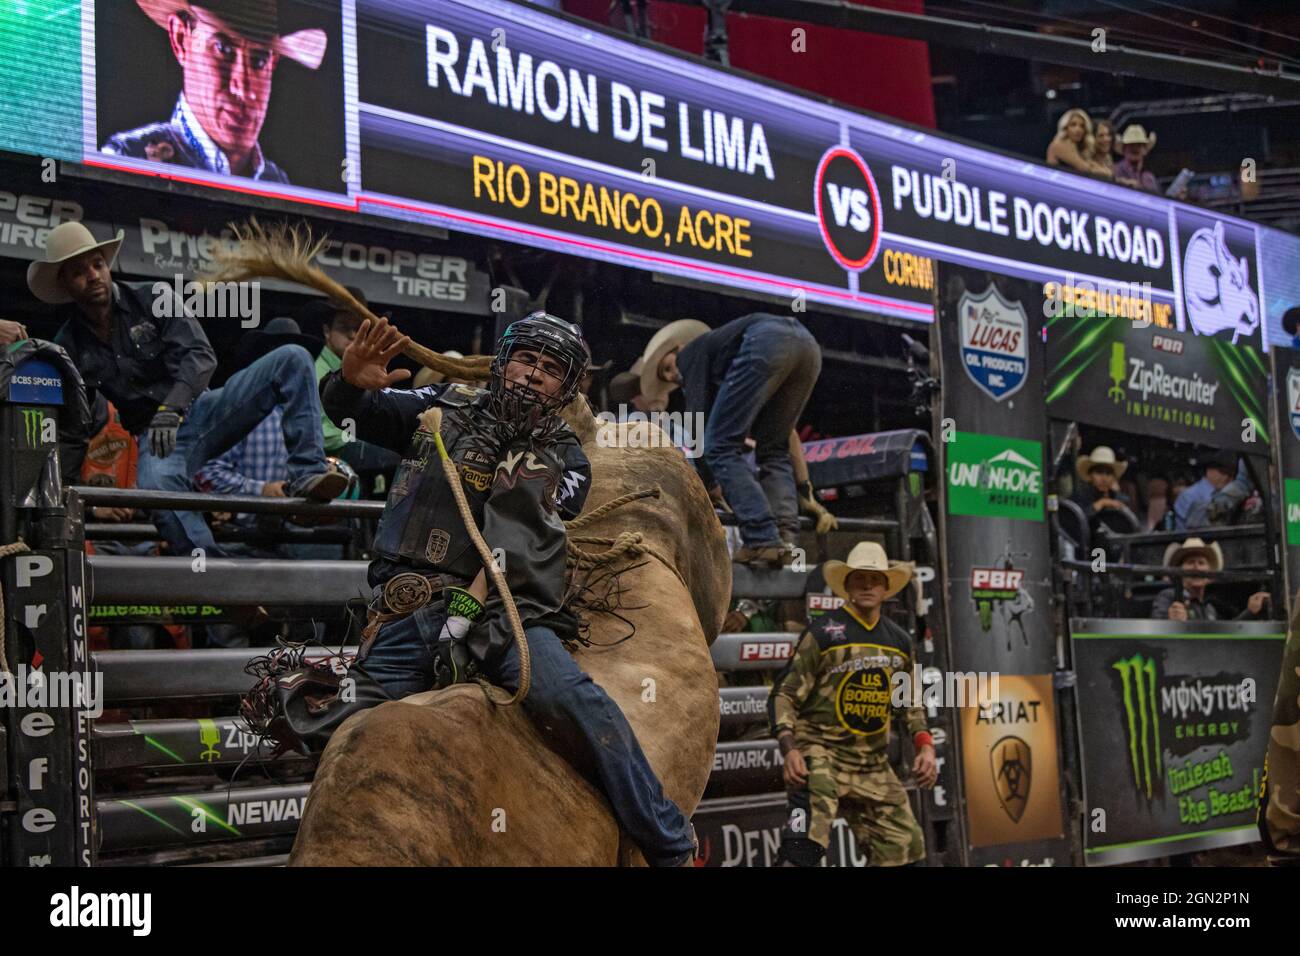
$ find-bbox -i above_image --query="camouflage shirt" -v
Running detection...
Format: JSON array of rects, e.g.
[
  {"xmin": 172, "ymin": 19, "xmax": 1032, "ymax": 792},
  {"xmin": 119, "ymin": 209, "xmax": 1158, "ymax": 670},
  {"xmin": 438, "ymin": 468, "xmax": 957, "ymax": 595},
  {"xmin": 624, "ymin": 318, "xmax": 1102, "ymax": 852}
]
[{"xmin": 770, "ymin": 607, "xmax": 928, "ymax": 770}]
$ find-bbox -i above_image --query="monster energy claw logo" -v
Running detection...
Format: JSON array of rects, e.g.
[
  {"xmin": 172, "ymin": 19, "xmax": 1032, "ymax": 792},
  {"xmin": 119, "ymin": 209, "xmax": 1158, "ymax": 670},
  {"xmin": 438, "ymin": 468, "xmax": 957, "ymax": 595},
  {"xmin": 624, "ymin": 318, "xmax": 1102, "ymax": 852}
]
[
  {"xmin": 1113, "ymin": 653, "xmax": 1162, "ymax": 800},
  {"xmin": 22, "ymin": 408, "xmax": 50, "ymax": 447}
]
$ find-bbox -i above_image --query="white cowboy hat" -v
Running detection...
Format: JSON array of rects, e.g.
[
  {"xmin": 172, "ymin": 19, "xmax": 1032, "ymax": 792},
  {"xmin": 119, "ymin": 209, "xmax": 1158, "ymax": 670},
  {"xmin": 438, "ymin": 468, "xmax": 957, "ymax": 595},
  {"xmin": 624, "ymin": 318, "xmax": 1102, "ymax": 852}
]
[
  {"xmin": 412, "ymin": 351, "xmax": 465, "ymax": 388},
  {"xmin": 1163, "ymin": 537, "xmax": 1223, "ymax": 572},
  {"xmin": 1075, "ymin": 445, "xmax": 1128, "ymax": 482},
  {"xmin": 26, "ymin": 222, "xmax": 125, "ymax": 305},
  {"xmin": 822, "ymin": 541, "xmax": 913, "ymax": 601},
  {"xmin": 637, "ymin": 319, "xmax": 710, "ymax": 402},
  {"xmin": 1119, "ymin": 124, "xmax": 1154, "ymax": 148},
  {"xmin": 136, "ymin": 0, "xmax": 328, "ymax": 70}
]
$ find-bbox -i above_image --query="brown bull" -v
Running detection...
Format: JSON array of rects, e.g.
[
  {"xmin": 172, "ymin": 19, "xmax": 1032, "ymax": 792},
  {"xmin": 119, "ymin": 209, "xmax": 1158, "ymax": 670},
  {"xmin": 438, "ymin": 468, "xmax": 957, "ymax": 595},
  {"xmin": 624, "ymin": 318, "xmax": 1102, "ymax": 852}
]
[{"xmin": 290, "ymin": 409, "xmax": 729, "ymax": 865}]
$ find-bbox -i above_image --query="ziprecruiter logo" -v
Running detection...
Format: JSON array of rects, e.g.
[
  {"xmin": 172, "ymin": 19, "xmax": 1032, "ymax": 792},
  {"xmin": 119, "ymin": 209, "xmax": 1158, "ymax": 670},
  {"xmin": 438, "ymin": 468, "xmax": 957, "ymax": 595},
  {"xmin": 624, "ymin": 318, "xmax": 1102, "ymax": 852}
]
[
  {"xmin": 946, "ymin": 431, "xmax": 1043, "ymax": 522},
  {"xmin": 1107, "ymin": 339, "xmax": 1220, "ymax": 433}
]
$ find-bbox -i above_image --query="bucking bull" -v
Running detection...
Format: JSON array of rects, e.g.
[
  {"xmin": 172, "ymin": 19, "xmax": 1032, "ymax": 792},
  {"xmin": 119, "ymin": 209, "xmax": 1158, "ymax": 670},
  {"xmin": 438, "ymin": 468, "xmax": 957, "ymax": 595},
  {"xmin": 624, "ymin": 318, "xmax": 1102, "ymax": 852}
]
[{"xmin": 211, "ymin": 222, "xmax": 729, "ymax": 866}]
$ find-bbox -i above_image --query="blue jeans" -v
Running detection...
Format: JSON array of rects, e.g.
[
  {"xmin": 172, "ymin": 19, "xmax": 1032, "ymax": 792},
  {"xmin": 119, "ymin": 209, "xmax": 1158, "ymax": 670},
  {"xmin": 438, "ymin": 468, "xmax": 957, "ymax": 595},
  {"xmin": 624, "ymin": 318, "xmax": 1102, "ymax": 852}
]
[
  {"xmin": 135, "ymin": 345, "xmax": 329, "ymax": 559},
  {"xmin": 359, "ymin": 607, "xmax": 697, "ymax": 866},
  {"xmin": 702, "ymin": 316, "xmax": 821, "ymax": 548}
]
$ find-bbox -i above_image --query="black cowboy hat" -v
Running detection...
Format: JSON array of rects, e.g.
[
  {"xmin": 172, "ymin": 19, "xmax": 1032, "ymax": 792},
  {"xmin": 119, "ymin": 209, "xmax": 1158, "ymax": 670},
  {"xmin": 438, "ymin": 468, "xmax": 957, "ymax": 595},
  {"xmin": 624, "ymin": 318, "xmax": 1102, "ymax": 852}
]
[{"xmin": 234, "ymin": 316, "xmax": 321, "ymax": 369}]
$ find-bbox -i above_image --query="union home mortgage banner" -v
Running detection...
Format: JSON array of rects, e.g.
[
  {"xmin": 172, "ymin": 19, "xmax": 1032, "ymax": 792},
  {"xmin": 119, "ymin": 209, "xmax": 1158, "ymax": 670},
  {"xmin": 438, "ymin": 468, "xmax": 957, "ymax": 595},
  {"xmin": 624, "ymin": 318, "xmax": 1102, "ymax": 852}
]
[
  {"xmin": 1071, "ymin": 618, "xmax": 1284, "ymax": 865},
  {"xmin": 1275, "ymin": 346, "xmax": 1300, "ymax": 598}
]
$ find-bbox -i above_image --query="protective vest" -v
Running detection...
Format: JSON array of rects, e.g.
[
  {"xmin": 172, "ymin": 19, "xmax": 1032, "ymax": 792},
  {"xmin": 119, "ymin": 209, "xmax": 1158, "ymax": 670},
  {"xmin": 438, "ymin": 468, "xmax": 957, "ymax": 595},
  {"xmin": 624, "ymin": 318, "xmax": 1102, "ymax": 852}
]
[{"xmin": 373, "ymin": 387, "xmax": 570, "ymax": 580}]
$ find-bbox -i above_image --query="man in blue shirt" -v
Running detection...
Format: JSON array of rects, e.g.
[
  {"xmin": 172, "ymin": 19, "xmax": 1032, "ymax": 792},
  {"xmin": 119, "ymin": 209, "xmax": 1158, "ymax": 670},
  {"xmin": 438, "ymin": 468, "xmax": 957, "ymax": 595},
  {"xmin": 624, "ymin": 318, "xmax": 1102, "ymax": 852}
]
[{"xmin": 1172, "ymin": 454, "xmax": 1236, "ymax": 530}]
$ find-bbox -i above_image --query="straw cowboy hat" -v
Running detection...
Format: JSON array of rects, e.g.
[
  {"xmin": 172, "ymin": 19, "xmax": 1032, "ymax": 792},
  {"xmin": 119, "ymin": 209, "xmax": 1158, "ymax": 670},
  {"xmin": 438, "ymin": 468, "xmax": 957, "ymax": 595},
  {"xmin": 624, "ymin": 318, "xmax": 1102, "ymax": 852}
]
[
  {"xmin": 26, "ymin": 222, "xmax": 125, "ymax": 305},
  {"xmin": 1119, "ymin": 124, "xmax": 1156, "ymax": 151},
  {"xmin": 638, "ymin": 319, "xmax": 710, "ymax": 402},
  {"xmin": 1162, "ymin": 537, "xmax": 1223, "ymax": 572},
  {"xmin": 136, "ymin": 0, "xmax": 328, "ymax": 70},
  {"xmin": 412, "ymin": 351, "xmax": 465, "ymax": 388},
  {"xmin": 822, "ymin": 541, "xmax": 913, "ymax": 601},
  {"xmin": 1075, "ymin": 445, "xmax": 1128, "ymax": 482}
]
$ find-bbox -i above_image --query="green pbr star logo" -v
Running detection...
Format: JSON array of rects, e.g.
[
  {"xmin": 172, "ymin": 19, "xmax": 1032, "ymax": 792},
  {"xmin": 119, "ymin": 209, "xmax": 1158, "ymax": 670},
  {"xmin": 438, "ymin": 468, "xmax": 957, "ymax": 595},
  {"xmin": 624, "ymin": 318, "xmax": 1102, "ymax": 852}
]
[{"xmin": 946, "ymin": 431, "xmax": 1044, "ymax": 521}]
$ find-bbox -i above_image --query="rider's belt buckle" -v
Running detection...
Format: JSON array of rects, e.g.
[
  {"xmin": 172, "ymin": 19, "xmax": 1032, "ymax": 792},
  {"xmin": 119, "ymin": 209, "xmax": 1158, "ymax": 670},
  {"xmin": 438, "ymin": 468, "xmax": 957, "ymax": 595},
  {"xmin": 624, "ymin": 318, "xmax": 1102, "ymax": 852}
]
[{"xmin": 383, "ymin": 572, "xmax": 434, "ymax": 614}]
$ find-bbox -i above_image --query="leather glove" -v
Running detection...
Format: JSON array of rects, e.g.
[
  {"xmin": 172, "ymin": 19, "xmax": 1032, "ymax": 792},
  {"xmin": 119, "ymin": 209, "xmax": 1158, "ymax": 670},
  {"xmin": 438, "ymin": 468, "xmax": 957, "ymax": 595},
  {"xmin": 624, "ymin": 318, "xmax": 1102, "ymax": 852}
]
[
  {"xmin": 436, "ymin": 587, "xmax": 486, "ymax": 685},
  {"xmin": 147, "ymin": 407, "xmax": 183, "ymax": 459},
  {"xmin": 798, "ymin": 480, "xmax": 838, "ymax": 534},
  {"xmin": 438, "ymin": 586, "xmax": 485, "ymax": 643}
]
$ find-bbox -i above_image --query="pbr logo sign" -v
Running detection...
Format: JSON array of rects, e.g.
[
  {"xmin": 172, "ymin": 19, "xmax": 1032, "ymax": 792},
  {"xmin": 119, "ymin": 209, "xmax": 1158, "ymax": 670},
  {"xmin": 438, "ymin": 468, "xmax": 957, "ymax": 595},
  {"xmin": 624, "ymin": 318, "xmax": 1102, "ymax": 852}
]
[
  {"xmin": 1288, "ymin": 367, "xmax": 1300, "ymax": 441},
  {"xmin": 959, "ymin": 285, "xmax": 1029, "ymax": 402}
]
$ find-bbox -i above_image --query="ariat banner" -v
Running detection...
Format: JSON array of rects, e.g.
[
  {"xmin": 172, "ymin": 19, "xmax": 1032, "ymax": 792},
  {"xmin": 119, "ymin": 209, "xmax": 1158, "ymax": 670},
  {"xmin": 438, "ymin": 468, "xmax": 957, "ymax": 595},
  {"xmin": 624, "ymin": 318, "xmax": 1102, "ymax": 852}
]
[
  {"xmin": 1045, "ymin": 306, "xmax": 1268, "ymax": 452},
  {"xmin": 1071, "ymin": 618, "xmax": 1285, "ymax": 865},
  {"xmin": 958, "ymin": 674, "xmax": 1065, "ymax": 849}
]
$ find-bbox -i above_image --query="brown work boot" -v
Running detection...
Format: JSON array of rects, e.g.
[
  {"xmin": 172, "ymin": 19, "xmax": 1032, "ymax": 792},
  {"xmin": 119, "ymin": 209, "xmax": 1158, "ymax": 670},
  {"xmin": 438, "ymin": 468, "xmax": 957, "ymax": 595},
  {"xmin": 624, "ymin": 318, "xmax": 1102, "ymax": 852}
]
[
  {"xmin": 291, "ymin": 466, "xmax": 349, "ymax": 502},
  {"xmin": 733, "ymin": 544, "xmax": 784, "ymax": 568}
]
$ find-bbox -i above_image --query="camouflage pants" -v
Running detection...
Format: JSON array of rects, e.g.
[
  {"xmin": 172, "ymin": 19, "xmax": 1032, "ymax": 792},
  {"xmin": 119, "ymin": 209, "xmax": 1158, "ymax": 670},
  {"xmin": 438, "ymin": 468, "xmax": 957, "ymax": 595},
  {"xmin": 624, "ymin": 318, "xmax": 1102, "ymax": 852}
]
[{"xmin": 780, "ymin": 749, "xmax": 925, "ymax": 866}]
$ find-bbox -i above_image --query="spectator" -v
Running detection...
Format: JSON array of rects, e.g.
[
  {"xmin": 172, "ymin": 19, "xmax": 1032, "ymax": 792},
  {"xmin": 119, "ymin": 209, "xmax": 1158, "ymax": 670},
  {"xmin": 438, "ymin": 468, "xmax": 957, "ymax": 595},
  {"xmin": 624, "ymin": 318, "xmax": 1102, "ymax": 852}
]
[
  {"xmin": 1045, "ymin": 108, "xmax": 1110, "ymax": 177},
  {"xmin": 1071, "ymin": 445, "xmax": 1135, "ymax": 513},
  {"xmin": 1282, "ymin": 306, "xmax": 1300, "ymax": 351},
  {"xmin": 1113, "ymin": 125, "xmax": 1160, "ymax": 194},
  {"xmin": 1172, "ymin": 454, "xmax": 1235, "ymax": 530},
  {"xmin": 1144, "ymin": 475, "xmax": 1170, "ymax": 531},
  {"xmin": 636, "ymin": 313, "xmax": 822, "ymax": 567},
  {"xmin": 301, "ymin": 296, "xmax": 404, "ymax": 495},
  {"xmin": 1090, "ymin": 119, "xmax": 1116, "ymax": 178},
  {"xmin": 30, "ymin": 222, "xmax": 348, "ymax": 561},
  {"xmin": 1, "ymin": 318, "xmax": 29, "ymax": 347},
  {"xmin": 1151, "ymin": 537, "xmax": 1270, "ymax": 622}
]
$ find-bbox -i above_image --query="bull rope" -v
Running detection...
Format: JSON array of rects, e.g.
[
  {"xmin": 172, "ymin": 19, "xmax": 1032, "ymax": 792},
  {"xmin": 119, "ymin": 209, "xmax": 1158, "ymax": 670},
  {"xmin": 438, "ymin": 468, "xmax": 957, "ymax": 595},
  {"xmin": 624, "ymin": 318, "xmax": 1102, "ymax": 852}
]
[{"xmin": 0, "ymin": 540, "xmax": 32, "ymax": 677}]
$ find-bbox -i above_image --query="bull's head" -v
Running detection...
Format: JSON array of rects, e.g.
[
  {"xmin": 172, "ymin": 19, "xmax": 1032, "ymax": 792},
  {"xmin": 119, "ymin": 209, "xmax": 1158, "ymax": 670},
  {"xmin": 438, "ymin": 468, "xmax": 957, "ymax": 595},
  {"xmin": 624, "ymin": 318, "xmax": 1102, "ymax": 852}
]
[
  {"xmin": 1209, "ymin": 223, "xmax": 1260, "ymax": 344},
  {"xmin": 1183, "ymin": 221, "xmax": 1260, "ymax": 344}
]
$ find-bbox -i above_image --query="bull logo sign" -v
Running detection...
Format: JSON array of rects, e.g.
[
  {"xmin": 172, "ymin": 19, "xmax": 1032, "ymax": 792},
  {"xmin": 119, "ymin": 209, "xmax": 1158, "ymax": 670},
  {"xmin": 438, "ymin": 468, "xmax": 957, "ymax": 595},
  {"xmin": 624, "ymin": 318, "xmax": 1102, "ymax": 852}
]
[
  {"xmin": 958, "ymin": 285, "xmax": 1028, "ymax": 402},
  {"xmin": 1288, "ymin": 367, "xmax": 1300, "ymax": 441},
  {"xmin": 1181, "ymin": 221, "xmax": 1260, "ymax": 344},
  {"xmin": 991, "ymin": 735, "xmax": 1032, "ymax": 822}
]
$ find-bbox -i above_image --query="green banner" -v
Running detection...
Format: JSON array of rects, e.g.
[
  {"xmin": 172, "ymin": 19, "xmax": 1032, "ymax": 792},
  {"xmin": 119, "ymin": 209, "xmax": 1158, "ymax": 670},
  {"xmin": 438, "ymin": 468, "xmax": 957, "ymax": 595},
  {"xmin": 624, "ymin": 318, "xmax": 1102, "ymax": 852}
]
[
  {"xmin": 1046, "ymin": 311, "xmax": 1269, "ymax": 451},
  {"xmin": 945, "ymin": 430, "xmax": 1044, "ymax": 522}
]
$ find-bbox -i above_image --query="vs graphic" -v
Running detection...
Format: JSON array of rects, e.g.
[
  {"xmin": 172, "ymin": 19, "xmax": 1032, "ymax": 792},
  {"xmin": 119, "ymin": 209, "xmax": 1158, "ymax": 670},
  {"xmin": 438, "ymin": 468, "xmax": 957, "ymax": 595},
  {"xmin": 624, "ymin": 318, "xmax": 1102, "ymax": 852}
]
[{"xmin": 825, "ymin": 183, "xmax": 873, "ymax": 233}]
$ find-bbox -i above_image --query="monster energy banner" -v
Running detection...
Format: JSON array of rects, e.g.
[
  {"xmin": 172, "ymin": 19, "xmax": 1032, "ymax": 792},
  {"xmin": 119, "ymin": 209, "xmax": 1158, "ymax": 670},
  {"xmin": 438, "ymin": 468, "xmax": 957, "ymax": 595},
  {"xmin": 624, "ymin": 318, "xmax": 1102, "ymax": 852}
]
[
  {"xmin": 1045, "ymin": 308, "xmax": 1268, "ymax": 452},
  {"xmin": 1071, "ymin": 618, "xmax": 1285, "ymax": 865}
]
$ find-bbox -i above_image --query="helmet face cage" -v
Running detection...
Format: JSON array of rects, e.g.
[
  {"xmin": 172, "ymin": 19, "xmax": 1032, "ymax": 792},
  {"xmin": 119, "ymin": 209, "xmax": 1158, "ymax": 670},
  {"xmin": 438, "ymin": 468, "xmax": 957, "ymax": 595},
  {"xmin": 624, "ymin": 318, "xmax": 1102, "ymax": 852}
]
[{"xmin": 489, "ymin": 312, "xmax": 590, "ymax": 422}]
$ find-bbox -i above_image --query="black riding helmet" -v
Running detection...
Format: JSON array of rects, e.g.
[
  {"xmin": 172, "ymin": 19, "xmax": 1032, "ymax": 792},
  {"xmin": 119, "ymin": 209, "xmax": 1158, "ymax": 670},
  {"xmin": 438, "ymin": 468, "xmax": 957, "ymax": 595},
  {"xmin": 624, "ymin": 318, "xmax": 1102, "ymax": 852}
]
[{"xmin": 489, "ymin": 311, "xmax": 591, "ymax": 422}]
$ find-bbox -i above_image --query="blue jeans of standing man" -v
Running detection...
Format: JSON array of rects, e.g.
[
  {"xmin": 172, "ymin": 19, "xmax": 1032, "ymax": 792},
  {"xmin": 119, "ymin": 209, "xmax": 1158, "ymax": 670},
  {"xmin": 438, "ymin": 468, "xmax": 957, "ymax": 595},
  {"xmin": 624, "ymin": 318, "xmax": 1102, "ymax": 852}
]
[
  {"xmin": 702, "ymin": 316, "xmax": 821, "ymax": 548},
  {"xmin": 135, "ymin": 345, "xmax": 331, "ymax": 559},
  {"xmin": 359, "ymin": 604, "xmax": 697, "ymax": 866}
]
